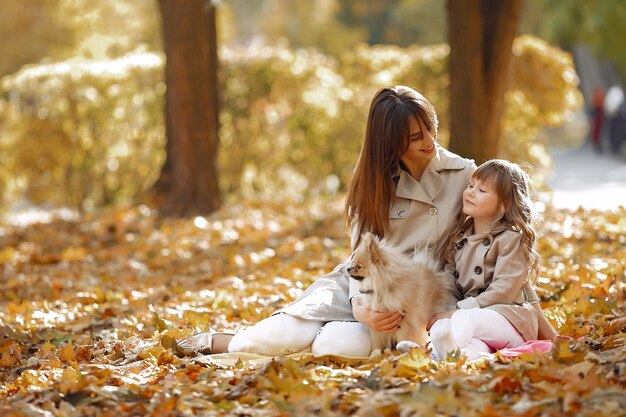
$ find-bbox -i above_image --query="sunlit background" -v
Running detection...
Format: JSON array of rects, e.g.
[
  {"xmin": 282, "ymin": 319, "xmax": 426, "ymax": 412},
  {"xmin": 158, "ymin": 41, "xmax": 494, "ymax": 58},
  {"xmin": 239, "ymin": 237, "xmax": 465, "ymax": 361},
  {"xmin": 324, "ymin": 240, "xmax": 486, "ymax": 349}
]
[
  {"xmin": 0, "ymin": 0, "xmax": 625, "ymax": 216},
  {"xmin": 1, "ymin": 4, "xmax": 625, "ymax": 414}
]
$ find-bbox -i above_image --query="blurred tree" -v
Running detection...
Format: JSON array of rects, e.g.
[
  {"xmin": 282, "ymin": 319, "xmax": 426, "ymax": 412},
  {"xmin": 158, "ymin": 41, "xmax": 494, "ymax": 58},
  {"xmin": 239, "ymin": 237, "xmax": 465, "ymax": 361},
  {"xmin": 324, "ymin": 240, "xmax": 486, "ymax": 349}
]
[
  {"xmin": 221, "ymin": 0, "xmax": 446, "ymax": 56},
  {"xmin": 0, "ymin": 0, "xmax": 162, "ymax": 79},
  {"xmin": 221, "ymin": 0, "xmax": 265, "ymax": 46},
  {"xmin": 156, "ymin": 0, "xmax": 221, "ymax": 215},
  {"xmin": 63, "ymin": 0, "xmax": 162, "ymax": 59},
  {"xmin": 385, "ymin": 0, "xmax": 446, "ymax": 46},
  {"xmin": 336, "ymin": 0, "xmax": 399, "ymax": 44},
  {"xmin": 520, "ymin": 0, "xmax": 626, "ymax": 80},
  {"xmin": 334, "ymin": 0, "xmax": 446, "ymax": 47},
  {"xmin": 253, "ymin": 0, "xmax": 365, "ymax": 56},
  {"xmin": 0, "ymin": 0, "xmax": 75, "ymax": 78},
  {"xmin": 447, "ymin": 0, "xmax": 523, "ymax": 163}
]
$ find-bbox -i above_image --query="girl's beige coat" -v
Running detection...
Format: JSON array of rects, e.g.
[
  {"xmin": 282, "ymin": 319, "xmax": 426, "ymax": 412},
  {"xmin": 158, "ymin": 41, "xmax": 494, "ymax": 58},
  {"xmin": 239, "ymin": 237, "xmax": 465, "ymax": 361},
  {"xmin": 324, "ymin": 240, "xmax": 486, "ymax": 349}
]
[{"xmin": 447, "ymin": 225, "xmax": 558, "ymax": 341}]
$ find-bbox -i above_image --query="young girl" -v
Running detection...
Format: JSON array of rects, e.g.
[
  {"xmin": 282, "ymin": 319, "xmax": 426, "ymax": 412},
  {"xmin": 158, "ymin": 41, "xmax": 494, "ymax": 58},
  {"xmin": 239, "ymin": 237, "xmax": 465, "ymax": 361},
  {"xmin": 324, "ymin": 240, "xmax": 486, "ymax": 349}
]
[{"xmin": 427, "ymin": 159, "xmax": 558, "ymax": 360}]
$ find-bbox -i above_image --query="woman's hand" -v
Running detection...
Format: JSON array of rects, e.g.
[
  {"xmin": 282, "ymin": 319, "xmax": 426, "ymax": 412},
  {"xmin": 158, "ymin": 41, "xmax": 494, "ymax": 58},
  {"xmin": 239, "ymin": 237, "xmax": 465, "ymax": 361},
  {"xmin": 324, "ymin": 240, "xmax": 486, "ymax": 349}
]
[
  {"xmin": 426, "ymin": 310, "xmax": 455, "ymax": 331},
  {"xmin": 351, "ymin": 295, "xmax": 403, "ymax": 333}
]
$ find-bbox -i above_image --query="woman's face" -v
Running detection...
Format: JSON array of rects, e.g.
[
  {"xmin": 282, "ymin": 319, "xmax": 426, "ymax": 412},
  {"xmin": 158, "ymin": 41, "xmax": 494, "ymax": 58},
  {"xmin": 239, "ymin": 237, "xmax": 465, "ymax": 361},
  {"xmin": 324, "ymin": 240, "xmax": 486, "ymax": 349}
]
[{"xmin": 400, "ymin": 116, "xmax": 437, "ymax": 167}]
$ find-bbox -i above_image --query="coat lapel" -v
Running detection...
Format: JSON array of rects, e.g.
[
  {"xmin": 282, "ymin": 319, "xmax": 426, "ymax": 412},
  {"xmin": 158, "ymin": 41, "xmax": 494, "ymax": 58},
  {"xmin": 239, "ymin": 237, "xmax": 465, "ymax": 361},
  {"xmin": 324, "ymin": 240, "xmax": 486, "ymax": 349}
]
[
  {"xmin": 395, "ymin": 170, "xmax": 434, "ymax": 204},
  {"xmin": 394, "ymin": 145, "xmax": 468, "ymax": 204}
]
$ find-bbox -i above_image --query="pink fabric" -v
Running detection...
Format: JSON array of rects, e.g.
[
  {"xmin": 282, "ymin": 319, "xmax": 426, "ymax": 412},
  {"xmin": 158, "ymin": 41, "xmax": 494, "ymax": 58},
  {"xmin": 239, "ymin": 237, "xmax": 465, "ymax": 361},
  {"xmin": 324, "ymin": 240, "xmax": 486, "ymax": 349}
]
[{"xmin": 496, "ymin": 339, "xmax": 553, "ymax": 358}]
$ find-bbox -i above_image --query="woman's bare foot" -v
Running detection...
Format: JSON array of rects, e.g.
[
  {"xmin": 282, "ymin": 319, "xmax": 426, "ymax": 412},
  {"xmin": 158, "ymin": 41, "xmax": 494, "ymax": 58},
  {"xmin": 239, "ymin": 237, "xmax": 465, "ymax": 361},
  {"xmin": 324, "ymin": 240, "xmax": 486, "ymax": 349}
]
[{"xmin": 211, "ymin": 333, "xmax": 234, "ymax": 353}]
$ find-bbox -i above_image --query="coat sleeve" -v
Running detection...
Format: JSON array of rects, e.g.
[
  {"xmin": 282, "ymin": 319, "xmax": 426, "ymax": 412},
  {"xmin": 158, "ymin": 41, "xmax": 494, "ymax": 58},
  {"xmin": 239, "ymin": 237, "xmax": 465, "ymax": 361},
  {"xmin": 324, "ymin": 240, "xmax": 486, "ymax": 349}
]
[
  {"xmin": 348, "ymin": 211, "xmax": 362, "ymax": 303},
  {"xmin": 444, "ymin": 262, "xmax": 463, "ymax": 302},
  {"xmin": 348, "ymin": 275, "xmax": 360, "ymax": 304},
  {"xmin": 457, "ymin": 233, "xmax": 530, "ymax": 309}
]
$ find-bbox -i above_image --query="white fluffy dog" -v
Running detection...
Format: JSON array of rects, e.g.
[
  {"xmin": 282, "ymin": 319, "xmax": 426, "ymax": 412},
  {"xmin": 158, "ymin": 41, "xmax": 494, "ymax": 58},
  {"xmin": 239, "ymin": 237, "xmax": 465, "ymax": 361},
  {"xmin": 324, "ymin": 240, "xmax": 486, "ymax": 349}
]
[{"xmin": 347, "ymin": 232, "xmax": 458, "ymax": 351}]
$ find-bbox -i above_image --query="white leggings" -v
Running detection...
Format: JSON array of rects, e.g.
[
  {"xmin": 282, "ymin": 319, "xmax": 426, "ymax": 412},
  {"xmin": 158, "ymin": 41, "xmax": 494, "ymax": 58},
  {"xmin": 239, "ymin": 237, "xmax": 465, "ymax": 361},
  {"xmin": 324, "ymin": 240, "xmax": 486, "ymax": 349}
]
[
  {"xmin": 228, "ymin": 313, "xmax": 372, "ymax": 357},
  {"xmin": 429, "ymin": 308, "xmax": 525, "ymax": 360}
]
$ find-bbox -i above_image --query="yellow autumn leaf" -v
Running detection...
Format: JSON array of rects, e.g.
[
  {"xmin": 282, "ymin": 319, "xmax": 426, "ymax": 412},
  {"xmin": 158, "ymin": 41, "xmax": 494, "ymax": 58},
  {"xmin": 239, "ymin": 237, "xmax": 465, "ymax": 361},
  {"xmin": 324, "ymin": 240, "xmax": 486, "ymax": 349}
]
[
  {"xmin": 58, "ymin": 366, "xmax": 85, "ymax": 394},
  {"xmin": 0, "ymin": 350, "xmax": 20, "ymax": 368},
  {"xmin": 396, "ymin": 348, "xmax": 433, "ymax": 378},
  {"xmin": 139, "ymin": 343, "xmax": 165, "ymax": 360},
  {"xmin": 0, "ymin": 246, "xmax": 17, "ymax": 264},
  {"xmin": 564, "ymin": 360, "xmax": 594, "ymax": 378},
  {"xmin": 60, "ymin": 246, "xmax": 87, "ymax": 262},
  {"xmin": 0, "ymin": 194, "xmax": 625, "ymax": 415},
  {"xmin": 152, "ymin": 312, "xmax": 169, "ymax": 332},
  {"xmin": 38, "ymin": 340, "xmax": 56, "ymax": 356},
  {"xmin": 57, "ymin": 342, "xmax": 76, "ymax": 364}
]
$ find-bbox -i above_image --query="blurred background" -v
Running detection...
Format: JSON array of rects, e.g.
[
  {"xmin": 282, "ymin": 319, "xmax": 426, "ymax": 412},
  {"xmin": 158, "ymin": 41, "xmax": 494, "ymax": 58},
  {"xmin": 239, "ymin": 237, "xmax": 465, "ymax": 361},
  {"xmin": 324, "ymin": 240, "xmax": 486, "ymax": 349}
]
[{"xmin": 0, "ymin": 0, "xmax": 625, "ymax": 218}]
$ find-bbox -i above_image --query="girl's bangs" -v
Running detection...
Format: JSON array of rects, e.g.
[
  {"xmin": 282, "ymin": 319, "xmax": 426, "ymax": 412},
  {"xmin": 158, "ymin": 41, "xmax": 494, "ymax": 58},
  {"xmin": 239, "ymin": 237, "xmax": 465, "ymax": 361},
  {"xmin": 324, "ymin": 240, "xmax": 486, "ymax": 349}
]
[{"xmin": 472, "ymin": 163, "xmax": 503, "ymax": 187}]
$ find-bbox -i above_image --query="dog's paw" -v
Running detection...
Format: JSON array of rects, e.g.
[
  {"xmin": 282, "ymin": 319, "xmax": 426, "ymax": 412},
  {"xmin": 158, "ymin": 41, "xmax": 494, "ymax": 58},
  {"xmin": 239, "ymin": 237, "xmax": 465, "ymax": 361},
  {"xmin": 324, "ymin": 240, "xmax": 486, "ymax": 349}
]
[{"xmin": 396, "ymin": 340, "xmax": 420, "ymax": 353}]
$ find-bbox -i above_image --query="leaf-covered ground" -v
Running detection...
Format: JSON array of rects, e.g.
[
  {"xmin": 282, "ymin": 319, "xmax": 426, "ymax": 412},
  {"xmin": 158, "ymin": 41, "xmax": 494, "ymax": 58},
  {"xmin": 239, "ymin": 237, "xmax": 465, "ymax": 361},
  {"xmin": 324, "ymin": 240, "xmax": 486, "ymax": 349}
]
[{"xmin": 1, "ymin": 199, "xmax": 625, "ymax": 416}]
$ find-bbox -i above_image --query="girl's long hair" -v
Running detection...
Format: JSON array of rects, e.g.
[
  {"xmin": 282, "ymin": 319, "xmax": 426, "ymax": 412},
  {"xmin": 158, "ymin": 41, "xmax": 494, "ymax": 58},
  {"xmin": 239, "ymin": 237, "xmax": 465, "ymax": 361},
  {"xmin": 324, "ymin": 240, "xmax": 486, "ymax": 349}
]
[
  {"xmin": 344, "ymin": 86, "xmax": 438, "ymax": 249},
  {"xmin": 443, "ymin": 159, "xmax": 542, "ymax": 279}
]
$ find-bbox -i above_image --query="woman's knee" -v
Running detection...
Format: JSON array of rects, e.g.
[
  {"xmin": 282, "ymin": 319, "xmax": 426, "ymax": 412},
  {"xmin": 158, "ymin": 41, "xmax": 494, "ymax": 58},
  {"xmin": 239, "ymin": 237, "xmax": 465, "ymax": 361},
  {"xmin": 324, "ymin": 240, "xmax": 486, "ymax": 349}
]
[{"xmin": 311, "ymin": 321, "xmax": 372, "ymax": 357}]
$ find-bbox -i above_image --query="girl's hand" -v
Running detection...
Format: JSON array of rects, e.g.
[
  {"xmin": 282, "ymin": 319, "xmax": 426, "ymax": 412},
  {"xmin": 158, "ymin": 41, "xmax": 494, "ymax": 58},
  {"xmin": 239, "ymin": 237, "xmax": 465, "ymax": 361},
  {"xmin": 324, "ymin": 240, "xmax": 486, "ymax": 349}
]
[
  {"xmin": 426, "ymin": 310, "xmax": 455, "ymax": 331},
  {"xmin": 352, "ymin": 295, "xmax": 403, "ymax": 333}
]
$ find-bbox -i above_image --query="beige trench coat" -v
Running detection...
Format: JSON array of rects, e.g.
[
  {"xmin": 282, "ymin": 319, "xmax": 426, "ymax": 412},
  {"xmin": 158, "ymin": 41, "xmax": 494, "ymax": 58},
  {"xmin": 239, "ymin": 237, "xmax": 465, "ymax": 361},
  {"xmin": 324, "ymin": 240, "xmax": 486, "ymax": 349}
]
[
  {"xmin": 446, "ymin": 224, "xmax": 558, "ymax": 341},
  {"xmin": 278, "ymin": 145, "xmax": 475, "ymax": 322}
]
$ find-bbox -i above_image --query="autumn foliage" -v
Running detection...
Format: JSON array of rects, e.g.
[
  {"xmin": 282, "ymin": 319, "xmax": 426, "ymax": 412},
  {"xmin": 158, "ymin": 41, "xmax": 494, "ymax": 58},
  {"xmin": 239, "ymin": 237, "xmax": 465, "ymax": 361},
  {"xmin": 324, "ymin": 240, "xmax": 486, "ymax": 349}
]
[
  {"xmin": 0, "ymin": 36, "xmax": 580, "ymax": 209},
  {"xmin": 1, "ymin": 200, "xmax": 625, "ymax": 416}
]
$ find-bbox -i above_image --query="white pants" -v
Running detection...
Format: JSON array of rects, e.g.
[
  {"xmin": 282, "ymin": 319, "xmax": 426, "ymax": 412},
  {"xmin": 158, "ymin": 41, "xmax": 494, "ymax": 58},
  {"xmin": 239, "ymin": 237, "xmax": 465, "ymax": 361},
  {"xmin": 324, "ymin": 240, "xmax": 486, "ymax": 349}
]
[
  {"xmin": 429, "ymin": 308, "xmax": 525, "ymax": 360},
  {"xmin": 228, "ymin": 313, "xmax": 372, "ymax": 357}
]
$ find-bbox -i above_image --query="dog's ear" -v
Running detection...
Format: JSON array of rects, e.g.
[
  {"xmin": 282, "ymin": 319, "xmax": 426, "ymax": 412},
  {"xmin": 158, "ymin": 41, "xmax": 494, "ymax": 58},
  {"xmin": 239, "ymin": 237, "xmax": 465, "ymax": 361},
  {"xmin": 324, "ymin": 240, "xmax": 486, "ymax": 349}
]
[
  {"xmin": 361, "ymin": 232, "xmax": 373, "ymax": 249},
  {"xmin": 368, "ymin": 234, "xmax": 382, "ymax": 265}
]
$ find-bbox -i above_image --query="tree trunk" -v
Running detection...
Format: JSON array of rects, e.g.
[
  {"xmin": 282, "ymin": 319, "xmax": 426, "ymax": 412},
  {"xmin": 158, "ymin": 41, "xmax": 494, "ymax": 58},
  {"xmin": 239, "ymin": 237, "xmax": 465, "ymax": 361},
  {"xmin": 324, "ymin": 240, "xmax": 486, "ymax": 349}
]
[
  {"xmin": 156, "ymin": 0, "xmax": 221, "ymax": 216},
  {"xmin": 446, "ymin": 0, "xmax": 522, "ymax": 164}
]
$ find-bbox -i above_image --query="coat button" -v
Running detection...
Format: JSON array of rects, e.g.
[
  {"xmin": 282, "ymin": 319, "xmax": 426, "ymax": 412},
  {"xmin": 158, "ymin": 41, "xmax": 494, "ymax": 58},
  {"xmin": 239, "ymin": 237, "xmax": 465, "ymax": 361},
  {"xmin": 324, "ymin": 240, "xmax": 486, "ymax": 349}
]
[
  {"xmin": 453, "ymin": 270, "xmax": 459, "ymax": 278},
  {"xmin": 429, "ymin": 207, "xmax": 438, "ymax": 215},
  {"xmin": 397, "ymin": 209, "xmax": 407, "ymax": 217},
  {"xmin": 483, "ymin": 238, "xmax": 490, "ymax": 246},
  {"xmin": 474, "ymin": 266, "xmax": 483, "ymax": 274}
]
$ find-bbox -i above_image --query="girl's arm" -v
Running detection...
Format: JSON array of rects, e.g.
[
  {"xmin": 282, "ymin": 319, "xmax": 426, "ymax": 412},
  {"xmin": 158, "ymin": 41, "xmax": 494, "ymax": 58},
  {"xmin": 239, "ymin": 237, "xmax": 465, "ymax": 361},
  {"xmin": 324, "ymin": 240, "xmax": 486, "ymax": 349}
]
[{"xmin": 457, "ymin": 233, "xmax": 530, "ymax": 309}]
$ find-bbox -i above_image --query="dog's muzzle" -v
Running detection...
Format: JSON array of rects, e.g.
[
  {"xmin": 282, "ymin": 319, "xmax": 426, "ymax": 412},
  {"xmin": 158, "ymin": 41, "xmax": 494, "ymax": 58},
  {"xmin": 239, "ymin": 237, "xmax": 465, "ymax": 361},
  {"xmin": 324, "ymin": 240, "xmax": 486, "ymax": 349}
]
[{"xmin": 347, "ymin": 267, "xmax": 364, "ymax": 281}]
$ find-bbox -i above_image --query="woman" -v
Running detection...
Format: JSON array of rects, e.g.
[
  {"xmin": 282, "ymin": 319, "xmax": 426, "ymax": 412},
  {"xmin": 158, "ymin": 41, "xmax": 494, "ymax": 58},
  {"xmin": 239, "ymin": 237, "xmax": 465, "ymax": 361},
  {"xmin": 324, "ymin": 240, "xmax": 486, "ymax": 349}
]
[{"xmin": 177, "ymin": 86, "xmax": 475, "ymax": 357}]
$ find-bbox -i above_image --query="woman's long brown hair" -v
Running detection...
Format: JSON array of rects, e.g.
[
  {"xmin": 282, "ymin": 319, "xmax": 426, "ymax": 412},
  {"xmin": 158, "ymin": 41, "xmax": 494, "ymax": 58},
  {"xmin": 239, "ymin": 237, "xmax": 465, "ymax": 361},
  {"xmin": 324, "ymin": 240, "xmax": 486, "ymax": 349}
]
[{"xmin": 344, "ymin": 86, "xmax": 438, "ymax": 248}]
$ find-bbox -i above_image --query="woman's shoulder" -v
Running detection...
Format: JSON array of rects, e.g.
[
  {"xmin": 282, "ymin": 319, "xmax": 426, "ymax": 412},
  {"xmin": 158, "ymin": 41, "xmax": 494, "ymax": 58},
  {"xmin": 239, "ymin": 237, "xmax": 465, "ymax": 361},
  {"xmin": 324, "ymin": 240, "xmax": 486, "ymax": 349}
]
[{"xmin": 435, "ymin": 146, "xmax": 476, "ymax": 172}]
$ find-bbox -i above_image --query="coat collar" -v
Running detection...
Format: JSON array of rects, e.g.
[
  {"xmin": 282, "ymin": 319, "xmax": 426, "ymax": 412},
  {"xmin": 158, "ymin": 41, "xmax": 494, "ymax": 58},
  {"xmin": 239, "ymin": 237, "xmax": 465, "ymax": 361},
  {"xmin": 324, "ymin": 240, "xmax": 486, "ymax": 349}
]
[
  {"xmin": 459, "ymin": 220, "xmax": 512, "ymax": 242},
  {"xmin": 392, "ymin": 144, "xmax": 468, "ymax": 204}
]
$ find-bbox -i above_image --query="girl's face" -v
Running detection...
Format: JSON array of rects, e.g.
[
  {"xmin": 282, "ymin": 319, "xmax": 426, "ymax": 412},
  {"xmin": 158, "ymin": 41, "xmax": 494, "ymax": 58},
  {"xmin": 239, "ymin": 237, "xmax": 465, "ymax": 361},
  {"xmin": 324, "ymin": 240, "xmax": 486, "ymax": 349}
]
[
  {"xmin": 463, "ymin": 177, "xmax": 501, "ymax": 224},
  {"xmin": 400, "ymin": 116, "xmax": 437, "ymax": 167}
]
